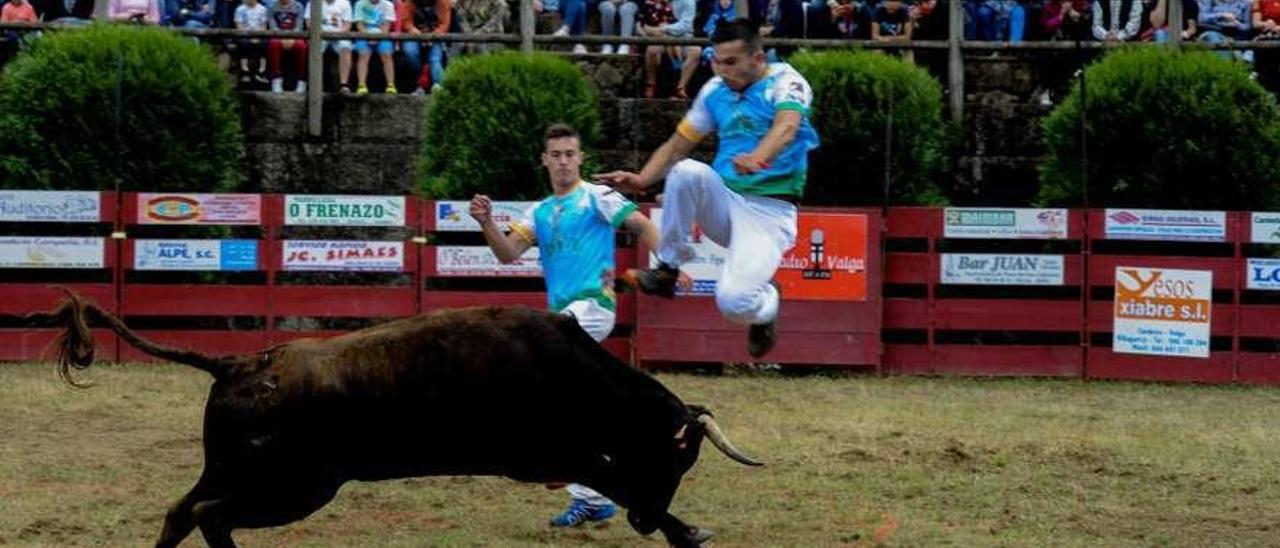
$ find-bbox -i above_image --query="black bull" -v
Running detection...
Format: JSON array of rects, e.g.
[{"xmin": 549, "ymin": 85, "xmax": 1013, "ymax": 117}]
[{"xmin": 26, "ymin": 291, "xmax": 762, "ymax": 548}]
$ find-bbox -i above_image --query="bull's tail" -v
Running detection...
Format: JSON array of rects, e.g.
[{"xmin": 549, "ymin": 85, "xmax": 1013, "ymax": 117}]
[{"xmin": 23, "ymin": 288, "xmax": 236, "ymax": 386}]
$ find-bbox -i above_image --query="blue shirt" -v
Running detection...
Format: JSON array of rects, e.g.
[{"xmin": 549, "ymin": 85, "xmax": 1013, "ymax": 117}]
[
  {"xmin": 677, "ymin": 62, "xmax": 820, "ymax": 197},
  {"xmin": 509, "ymin": 182, "xmax": 638, "ymax": 312}
]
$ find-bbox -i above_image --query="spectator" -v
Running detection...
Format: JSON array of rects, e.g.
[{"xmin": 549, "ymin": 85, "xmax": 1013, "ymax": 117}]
[
  {"xmin": 829, "ymin": 0, "xmax": 872, "ymax": 38},
  {"xmin": 1254, "ymin": 0, "xmax": 1280, "ymax": 84},
  {"xmin": 31, "ymin": 0, "xmax": 93, "ymax": 23},
  {"xmin": 353, "ymin": 0, "xmax": 397, "ymax": 94},
  {"xmin": 309, "ymin": 0, "xmax": 355, "ymax": 92},
  {"xmin": 1199, "ymin": 0, "xmax": 1250, "ymax": 36},
  {"xmin": 968, "ymin": 0, "xmax": 1027, "ymax": 40},
  {"xmin": 267, "ymin": 0, "xmax": 308, "ymax": 92},
  {"xmin": 701, "ymin": 0, "xmax": 733, "ymax": 61},
  {"xmin": 910, "ymin": 0, "xmax": 944, "ymax": 38},
  {"xmin": 1256, "ymin": 0, "xmax": 1280, "ymax": 36},
  {"xmin": 871, "ymin": 0, "xmax": 913, "ymax": 61},
  {"xmin": 166, "ymin": 0, "xmax": 215, "ymax": 28},
  {"xmin": 1199, "ymin": 0, "xmax": 1251, "ymax": 59},
  {"xmin": 1, "ymin": 0, "xmax": 37, "ymax": 58},
  {"xmin": 233, "ymin": 0, "xmax": 269, "ymax": 86},
  {"xmin": 640, "ymin": 0, "xmax": 699, "ymax": 98},
  {"xmin": 399, "ymin": 0, "xmax": 449, "ymax": 93},
  {"xmin": 598, "ymin": 0, "xmax": 638, "ymax": 53},
  {"xmin": 1141, "ymin": 0, "xmax": 1197, "ymax": 40},
  {"xmin": 110, "ymin": 0, "xmax": 162, "ymax": 23},
  {"xmin": 1041, "ymin": 0, "xmax": 1092, "ymax": 39},
  {"xmin": 1092, "ymin": 0, "xmax": 1142, "ymax": 40},
  {"xmin": 455, "ymin": 0, "xmax": 508, "ymax": 52}
]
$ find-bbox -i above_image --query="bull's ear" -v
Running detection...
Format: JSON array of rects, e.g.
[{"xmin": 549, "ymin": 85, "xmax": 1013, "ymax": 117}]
[{"xmin": 684, "ymin": 404, "xmax": 713, "ymax": 419}]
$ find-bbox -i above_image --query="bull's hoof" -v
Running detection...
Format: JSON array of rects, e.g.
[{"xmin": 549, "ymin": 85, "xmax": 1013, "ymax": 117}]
[{"xmin": 667, "ymin": 526, "xmax": 715, "ymax": 547}]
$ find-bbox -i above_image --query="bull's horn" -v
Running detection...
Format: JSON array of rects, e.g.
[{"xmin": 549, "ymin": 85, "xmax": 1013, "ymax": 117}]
[{"xmin": 696, "ymin": 415, "xmax": 764, "ymax": 467}]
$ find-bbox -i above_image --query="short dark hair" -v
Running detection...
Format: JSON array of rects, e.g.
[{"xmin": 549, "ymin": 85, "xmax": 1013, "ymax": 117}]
[
  {"xmin": 543, "ymin": 123, "xmax": 580, "ymax": 148},
  {"xmin": 711, "ymin": 19, "xmax": 763, "ymax": 53}
]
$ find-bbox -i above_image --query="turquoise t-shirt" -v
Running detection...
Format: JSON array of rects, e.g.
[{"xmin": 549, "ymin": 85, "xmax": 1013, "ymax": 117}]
[
  {"xmin": 676, "ymin": 62, "xmax": 821, "ymax": 197},
  {"xmin": 509, "ymin": 182, "xmax": 638, "ymax": 312}
]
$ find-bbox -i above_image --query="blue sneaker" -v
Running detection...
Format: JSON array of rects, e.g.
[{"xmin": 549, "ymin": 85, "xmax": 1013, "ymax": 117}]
[{"xmin": 550, "ymin": 499, "xmax": 616, "ymax": 527}]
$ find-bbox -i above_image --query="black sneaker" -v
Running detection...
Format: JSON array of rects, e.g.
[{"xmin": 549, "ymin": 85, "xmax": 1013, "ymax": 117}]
[
  {"xmin": 747, "ymin": 280, "xmax": 781, "ymax": 358},
  {"xmin": 620, "ymin": 263, "xmax": 680, "ymax": 298}
]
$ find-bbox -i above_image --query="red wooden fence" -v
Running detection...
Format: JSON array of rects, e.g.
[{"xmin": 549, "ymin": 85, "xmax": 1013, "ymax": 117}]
[{"xmin": 3, "ymin": 192, "xmax": 1280, "ymax": 384}]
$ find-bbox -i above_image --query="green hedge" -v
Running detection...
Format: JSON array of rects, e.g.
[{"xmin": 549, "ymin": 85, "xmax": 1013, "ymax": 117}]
[
  {"xmin": 0, "ymin": 24, "xmax": 243, "ymax": 191},
  {"xmin": 789, "ymin": 50, "xmax": 949, "ymax": 206},
  {"xmin": 1039, "ymin": 48, "xmax": 1280, "ymax": 210},
  {"xmin": 420, "ymin": 52, "xmax": 600, "ymax": 199}
]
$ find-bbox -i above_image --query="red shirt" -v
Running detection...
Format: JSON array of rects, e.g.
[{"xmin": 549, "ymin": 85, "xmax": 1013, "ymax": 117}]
[
  {"xmin": 1, "ymin": 1, "xmax": 37, "ymax": 22},
  {"xmin": 1255, "ymin": 0, "xmax": 1280, "ymax": 24}
]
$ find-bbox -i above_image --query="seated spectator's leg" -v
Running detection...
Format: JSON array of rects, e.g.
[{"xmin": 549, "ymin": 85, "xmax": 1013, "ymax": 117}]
[
  {"xmin": 1200, "ymin": 31, "xmax": 1234, "ymax": 61},
  {"xmin": 378, "ymin": 40, "xmax": 396, "ymax": 92},
  {"xmin": 564, "ymin": 0, "xmax": 587, "ymax": 34},
  {"xmin": 676, "ymin": 46, "xmax": 700, "ymax": 98},
  {"xmin": 336, "ymin": 41, "xmax": 354, "ymax": 90},
  {"xmin": 355, "ymin": 40, "xmax": 372, "ymax": 90},
  {"xmin": 599, "ymin": 0, "xmax": 618, "ymax": 36},
  {"xmin": 1008, "ymin": 2, "xmax": 1025, "ymax": 42},
  {"xmin": 267, "ymin": 38, "xmax": 285, "ymax": 91},
  {"xmin": 963, "ymin": 0, "xmax": 978, "ymax": 39},
  {"xmin": 292, "ymin": 39, "xmax": 309, "ymax": 91},
  {"xmin": 619, "ymin": 0, "xmax": 637, "ymax": 37},
  {"xmin": 428, "ymin": 42, "xmax": 446, "ymax": 88},
  {"xmin": 402, "ymin": 39, "xmax": 422, "ymax": 79},
  {"xmin": 644, "ymin": 45, "xmax": 661, "ymax": 97},
  {"xmin": 976, "ymin": 3, "xmax": 996, "ymax": 40}
]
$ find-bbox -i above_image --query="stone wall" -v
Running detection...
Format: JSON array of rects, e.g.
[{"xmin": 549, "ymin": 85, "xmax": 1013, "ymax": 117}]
[{"xmin": 242, "ymin": 53, "xmax": 1052, "ymax": 204}]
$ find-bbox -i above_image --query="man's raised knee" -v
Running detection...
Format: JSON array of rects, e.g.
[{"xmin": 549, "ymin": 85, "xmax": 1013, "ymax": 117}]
[{"xmin": 715, "ymin": 286, "xmax": 759, "ymax": 325}]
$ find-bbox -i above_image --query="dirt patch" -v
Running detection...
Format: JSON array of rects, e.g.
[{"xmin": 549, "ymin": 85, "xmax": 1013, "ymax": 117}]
[{"xmin": 18, "ymin": 518, "xmax": 88, "ymax": 542}]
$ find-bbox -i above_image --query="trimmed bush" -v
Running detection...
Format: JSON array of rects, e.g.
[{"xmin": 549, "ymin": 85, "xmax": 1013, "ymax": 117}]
[
  {"xmin": 1039, "ymin": 48, "xmax": 1280, "ymax": 210},
  {"xmin": 789, "ymin": 50, "xmax": 949, "ymax": 206},
  {"xmin": 421, "ymin": 52, "xmax": 600, "ymax": 200},
  {"xmin": 0, "ymin": 24, "xmax": 243, "ymax": 191}
]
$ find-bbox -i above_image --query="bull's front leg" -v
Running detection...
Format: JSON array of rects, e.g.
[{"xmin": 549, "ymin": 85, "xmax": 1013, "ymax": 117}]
[{"xmin": 657, "ymin": 513, "xmax": 716, "ymax": 548}]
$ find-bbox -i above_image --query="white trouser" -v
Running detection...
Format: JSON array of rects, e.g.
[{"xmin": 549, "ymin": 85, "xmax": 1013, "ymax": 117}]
[
  {"xmin": 557, "ymin": 298, "xmax": 615, "ymax": 507},
  {"xmin": 558, "ymin": 298, "xmax": 616, "ymax": 343},
  {"xmin": 658, "ymin": 159, "xmax": 798, "ymax": 325}
]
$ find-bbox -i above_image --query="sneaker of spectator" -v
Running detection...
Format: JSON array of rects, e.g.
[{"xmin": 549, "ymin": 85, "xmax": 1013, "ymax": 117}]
[
  {"xmin": 267, "ymin": 0, "xmax": 308, "ymax": 93},
  {"xmin": 598, "ymin": 0, "xmax": 637, "ymax": 54},
  {"xmin": 308, "ymin": 0, "xmax": 356, "ymax": 93},
  {"xmin": 109, "ymin": 0, "xmax": 161, "ymax": 23},
  {"xmin": 354, "ymin": 0, "xmax": 398, "ymax": 93}
]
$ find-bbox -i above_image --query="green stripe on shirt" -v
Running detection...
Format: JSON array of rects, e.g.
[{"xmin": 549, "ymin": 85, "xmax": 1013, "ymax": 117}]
[{"xmin": 609, "ymin": 202, "xmax": 638, "ymax": 228}]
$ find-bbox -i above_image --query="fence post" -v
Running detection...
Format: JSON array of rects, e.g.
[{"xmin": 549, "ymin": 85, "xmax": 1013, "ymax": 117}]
[
  {"xmin": 947, "ymin": 0, "xmax": 964, "ymax": 126},
  {"xmin": 307, "ymin": 0, "xmax": 324, "ymax": 137},
  {"xmin": 1169, "ymin": 0, "xmax": 1184, "ymax": 46},
  {"xmin": 520, "ymin": 0, "xmax": 535, "ymax": 53}
]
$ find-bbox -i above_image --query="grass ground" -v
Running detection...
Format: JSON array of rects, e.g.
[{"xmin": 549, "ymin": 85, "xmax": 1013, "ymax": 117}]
[{"xmin": 3, "ymin": 362, "xmax": 1280, "ymax": 547}]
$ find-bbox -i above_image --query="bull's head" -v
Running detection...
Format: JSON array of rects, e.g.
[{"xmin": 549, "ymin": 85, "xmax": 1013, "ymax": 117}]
[{"xmin": 625, "ymin": 405, "xmax": 764, "ymax": 543}]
